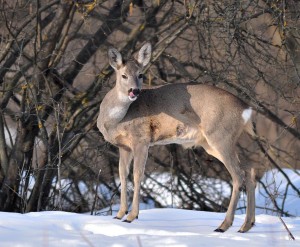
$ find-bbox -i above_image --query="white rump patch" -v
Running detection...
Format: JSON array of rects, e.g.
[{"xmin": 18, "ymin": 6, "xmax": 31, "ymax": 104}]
[{"xmin": 242, "ymin": 108, "xmax": 252, "ymax": 124}]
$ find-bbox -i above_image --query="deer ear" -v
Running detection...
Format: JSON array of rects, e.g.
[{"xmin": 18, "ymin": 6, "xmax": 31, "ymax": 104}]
[
  {"xmin": 108, "ymin": 47, "xmax": 123, "ymax": 70},
  {"xmin": 137, "ymin": 42, "xmax": 152, "ymax": 67}
]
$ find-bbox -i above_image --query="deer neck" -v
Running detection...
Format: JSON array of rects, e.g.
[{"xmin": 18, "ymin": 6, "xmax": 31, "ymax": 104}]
[{"xmin": 98, "ymin": 86, "xmax": 133, "ymax": 136}]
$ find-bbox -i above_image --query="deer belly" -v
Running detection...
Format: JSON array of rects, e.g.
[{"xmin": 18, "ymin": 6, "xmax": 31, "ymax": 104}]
[{"xmin": 151, "ymin": 124, "xmax": 200, "ymax": 147}]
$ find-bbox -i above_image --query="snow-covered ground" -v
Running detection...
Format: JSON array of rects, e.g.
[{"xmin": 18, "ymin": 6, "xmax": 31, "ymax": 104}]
[
  {"xmin": 0, "ymin": 208, "xmax": 299, "ymax": 247},
  {"xmin": 0, "ymin": 169, "xmax": 299, "ymax": 246}
]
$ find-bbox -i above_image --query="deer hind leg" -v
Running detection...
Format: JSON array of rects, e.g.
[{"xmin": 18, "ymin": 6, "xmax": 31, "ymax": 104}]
[
  {"xmin": 214, "ymin": 151, "xmax": 245, "ymax": 232},
  {"xmin": 124, "ymin": 143, "xmax": 149, "ymax": 223},
  {"xmin": 238, "ymin": 168, "xmax": 256, "ymax": 233},
  {"xmin": 202, "ymin": 139, "xmax": 245, "ymax": 233},
  {"xmin": 115, "ymin": 148, "xmax": 133, "ymax": 220}
]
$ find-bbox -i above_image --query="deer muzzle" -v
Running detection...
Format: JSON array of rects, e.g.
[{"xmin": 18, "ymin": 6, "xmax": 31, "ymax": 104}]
[{"xmin": 128, "ymin": 88, "xmax": 141, "ymax": 101}]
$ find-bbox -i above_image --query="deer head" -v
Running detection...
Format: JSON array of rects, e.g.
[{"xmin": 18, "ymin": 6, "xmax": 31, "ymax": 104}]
[{"xmin": 108, "ymin": 43, "xmax": 152, "ymax": 101}]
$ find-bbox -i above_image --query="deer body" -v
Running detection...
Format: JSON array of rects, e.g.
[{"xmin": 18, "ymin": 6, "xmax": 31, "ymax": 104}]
[
  {"xmin": 97, "ymin": 43, "xmax": 256, "ymax": 233},
  {"xmin": 100, "ymin": 84, "xmax": 251, "ymax": 148}
]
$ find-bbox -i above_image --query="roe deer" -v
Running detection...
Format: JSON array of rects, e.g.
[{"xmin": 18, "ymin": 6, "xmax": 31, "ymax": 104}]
[{"xmin": 97, "ymin": 43, "xmax": 256, "ymax": 233}]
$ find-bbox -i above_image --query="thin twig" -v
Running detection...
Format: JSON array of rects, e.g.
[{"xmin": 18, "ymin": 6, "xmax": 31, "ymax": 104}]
[
  {"xmin": 91, "ymin": 169, "xmax": 102, "ymax": 215},
  {"xmin": 54, "ymin": 103, "xmax": 63, "ymax": 211},
  {"xmin": 278, "ymin": 216, "xmax": 295, "ymax": 240}
]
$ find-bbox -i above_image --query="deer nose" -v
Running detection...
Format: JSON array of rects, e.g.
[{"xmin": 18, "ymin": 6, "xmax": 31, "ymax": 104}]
[
  {"xmin": 132, "ymin": 88, "xmax": 140, "ymax": 96},
  {"xmin": 128, "ymin": 88, "xmax": 140, "ymax": 96}
]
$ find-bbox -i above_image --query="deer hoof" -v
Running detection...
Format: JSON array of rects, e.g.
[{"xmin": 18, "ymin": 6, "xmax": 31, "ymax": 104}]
[
  {"xmin": 214, "ymin": 228, "xmax": 225, "ymax": 233},
  {"xmin": 123, "ymin": 219, "xmax": 132, "ymax": 223}
]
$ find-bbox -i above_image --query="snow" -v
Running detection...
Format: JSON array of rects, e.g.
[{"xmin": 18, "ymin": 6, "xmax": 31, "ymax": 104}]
[
  {"xmin": 0, "ymin": 209, "xmax": 299, "ymax": 247},
  {"xmin": 1, "ymin": 169, "xmax": 299, "ymax": 246}
]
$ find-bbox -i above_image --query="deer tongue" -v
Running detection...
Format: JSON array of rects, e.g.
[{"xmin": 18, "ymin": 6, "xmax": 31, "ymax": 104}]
[{"xmin": 129, "ymin": 91, "xmax": 135, "ymax": 98}]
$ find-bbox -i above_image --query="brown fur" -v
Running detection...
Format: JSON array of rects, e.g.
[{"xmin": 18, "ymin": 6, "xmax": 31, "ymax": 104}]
[{"xmin": 97, "ymin": 43, "xmax": 257, "ymax": 233}]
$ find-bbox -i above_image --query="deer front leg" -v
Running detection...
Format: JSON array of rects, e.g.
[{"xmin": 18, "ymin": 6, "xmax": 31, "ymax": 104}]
[
  {"xmin": 124, "ymin": 144, "xmax": 149, "ymax": 222},
  {"xmin": 115, "ymin": 148, "xmax": 133, "ymax": 220}
]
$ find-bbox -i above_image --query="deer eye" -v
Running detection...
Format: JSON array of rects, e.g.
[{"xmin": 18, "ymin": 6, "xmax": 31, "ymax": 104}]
[
  {"xmin": 138, "ymin": 74, "xmax": 143, "ymax": 79},
  {"xmin": 122, "ymin": 75, "xmax": 128, "ymax": 79}
]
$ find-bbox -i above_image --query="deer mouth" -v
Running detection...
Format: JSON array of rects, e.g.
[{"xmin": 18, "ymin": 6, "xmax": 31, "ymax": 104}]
[{"xmin": 128, "ymin": 88, "xmax": 140, "ymax": 101}]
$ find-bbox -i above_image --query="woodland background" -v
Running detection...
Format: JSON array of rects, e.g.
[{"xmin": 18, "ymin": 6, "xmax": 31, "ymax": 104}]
[{"xmin": 0, "ymin": 0, "xmax": 299, "ymax": 215}]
